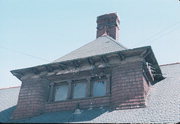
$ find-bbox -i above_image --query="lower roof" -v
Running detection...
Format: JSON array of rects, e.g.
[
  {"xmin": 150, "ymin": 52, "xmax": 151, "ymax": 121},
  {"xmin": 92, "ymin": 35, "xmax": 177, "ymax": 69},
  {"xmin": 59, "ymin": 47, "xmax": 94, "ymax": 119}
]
[{"xmin": 0, "ymin": 63, "xmax": 180, "ymax": 123}]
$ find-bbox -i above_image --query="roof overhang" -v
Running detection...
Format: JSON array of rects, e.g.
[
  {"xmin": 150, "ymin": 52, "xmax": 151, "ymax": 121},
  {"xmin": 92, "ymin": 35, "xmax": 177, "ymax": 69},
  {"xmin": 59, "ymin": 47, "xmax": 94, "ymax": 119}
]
[{"xmin": 11, "ymin": 46, "xmax": 164, "ymax": 83}]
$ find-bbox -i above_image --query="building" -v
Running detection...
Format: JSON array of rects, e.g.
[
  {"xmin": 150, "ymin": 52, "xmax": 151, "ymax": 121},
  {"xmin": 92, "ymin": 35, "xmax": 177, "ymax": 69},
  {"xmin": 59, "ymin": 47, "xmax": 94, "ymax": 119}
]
[{"xmin": 0, "ymin": 13, "xmax": 179, "ymax": 123}]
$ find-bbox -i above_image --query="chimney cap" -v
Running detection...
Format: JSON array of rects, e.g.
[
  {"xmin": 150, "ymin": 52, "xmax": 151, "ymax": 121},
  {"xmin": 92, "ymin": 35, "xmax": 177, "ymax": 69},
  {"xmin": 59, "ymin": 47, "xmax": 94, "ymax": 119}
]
[{"xmin": 97, "ymin": 13, "xmax": 120, "ymax": 23}]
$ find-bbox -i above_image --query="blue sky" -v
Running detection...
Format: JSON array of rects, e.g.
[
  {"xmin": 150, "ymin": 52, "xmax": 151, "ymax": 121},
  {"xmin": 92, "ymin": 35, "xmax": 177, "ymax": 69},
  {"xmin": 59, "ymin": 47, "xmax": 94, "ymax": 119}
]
[{"xmin": 0, "ymin": 0, "xmax": 180, "ymax": 88}]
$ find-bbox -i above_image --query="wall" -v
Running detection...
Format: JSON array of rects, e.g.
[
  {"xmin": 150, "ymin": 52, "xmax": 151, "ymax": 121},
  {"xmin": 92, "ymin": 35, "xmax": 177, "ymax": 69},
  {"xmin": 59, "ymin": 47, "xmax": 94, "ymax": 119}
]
[
  {"xmin": 111, "ymin": 61, "xmax": 147, "ymax": 109},
  {"xmin": 45, "ymin": 96, "xmax": 110, "ymax": 112},
  {"xmin": 11, "ymin": 78, "xmax": 49, "ymax": 120}
]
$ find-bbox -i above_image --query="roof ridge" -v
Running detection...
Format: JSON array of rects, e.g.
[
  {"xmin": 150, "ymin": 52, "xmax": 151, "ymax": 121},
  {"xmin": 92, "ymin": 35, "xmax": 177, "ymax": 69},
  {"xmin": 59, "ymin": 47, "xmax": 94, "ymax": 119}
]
[
  {"xmin": 0, "ymin": 86, "xmax": 20, "ymax": 90},
  {"xmin": 160, "ymin": 62, "xmax": 180, "ymax": 67},
  {"xmin": 104, "ymin": 35, "xmax": 127, "ymax": 49}
]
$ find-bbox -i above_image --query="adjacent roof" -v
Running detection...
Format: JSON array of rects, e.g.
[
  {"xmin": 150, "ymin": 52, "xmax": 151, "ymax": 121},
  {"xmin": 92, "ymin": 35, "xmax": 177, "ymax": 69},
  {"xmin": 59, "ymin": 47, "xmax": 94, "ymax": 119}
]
[
  {"xmin": 53, "ymin": 35, "xmax": 127, "ymax": 62},
  {"xmin": 1, "ymin": 63, "xmax": 180, "ymax": 123},
  {"xmin": 0, "ymin": 86, "xmax": 20, "ymax": 122},
  {"xmin": 0, "ymin": 86, "xmax": 20, "ymax": 112}
]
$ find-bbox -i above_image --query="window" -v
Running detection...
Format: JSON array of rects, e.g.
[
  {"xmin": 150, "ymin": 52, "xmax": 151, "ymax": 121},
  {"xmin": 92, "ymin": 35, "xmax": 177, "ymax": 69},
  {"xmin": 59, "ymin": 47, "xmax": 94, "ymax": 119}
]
[
  {"xmin": 54, "ymin": 83, "xmax": 68, "ymax": 101},
  {"xmin": 52, "ymin": 75, "xmax": 110, "ymax": 102},
  {"xmin": 73, "ymin": 81, "xmax": 86, "ymax": 99},
  {"xmin": 92, "ymin": 80, "xmax": 106, "ymax": 97}
]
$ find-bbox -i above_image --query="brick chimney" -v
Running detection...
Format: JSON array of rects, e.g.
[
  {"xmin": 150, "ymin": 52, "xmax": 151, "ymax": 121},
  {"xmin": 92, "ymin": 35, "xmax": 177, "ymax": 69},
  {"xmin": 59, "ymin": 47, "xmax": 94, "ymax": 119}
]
[{"xmin": 96, "ymin": 13, "xmax": 120, "ymax": 41}]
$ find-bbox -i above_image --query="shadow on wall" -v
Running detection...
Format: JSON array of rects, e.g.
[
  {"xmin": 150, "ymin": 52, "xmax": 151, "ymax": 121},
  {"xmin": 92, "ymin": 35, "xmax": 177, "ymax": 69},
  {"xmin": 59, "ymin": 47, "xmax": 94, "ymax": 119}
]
[
  {"xmin": 1, "ymin": 106, "xmax": 108, "ymax": 123},
  {"xmin": 0, "ymin": 106, "xmax": 16, "ymax": 123}
]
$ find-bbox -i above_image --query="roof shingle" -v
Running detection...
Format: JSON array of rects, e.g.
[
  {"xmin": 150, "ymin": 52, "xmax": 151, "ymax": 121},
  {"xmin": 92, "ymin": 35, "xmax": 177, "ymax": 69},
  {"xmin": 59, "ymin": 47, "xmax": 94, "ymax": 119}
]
[{"xmin": 53, "ymin": 35, "xmax": 127, "ymax": 63}]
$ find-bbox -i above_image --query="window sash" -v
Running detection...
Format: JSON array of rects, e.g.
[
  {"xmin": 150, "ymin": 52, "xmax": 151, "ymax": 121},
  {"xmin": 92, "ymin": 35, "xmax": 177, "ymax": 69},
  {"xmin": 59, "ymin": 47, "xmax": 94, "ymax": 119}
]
[
  {"xmin": 53, "ymin": 75, "xmax": 110, "ymax": 102},
  {"xmin": 54, "ymin": 84, "xmax": 69, "ymax": 101},
  {"xmin": 92, "ymin": 80, "xmax": 106, "ymax": 97},
  {"xmin": 72, "ymin": 82, "xmax": 87, "ymax": 99}
]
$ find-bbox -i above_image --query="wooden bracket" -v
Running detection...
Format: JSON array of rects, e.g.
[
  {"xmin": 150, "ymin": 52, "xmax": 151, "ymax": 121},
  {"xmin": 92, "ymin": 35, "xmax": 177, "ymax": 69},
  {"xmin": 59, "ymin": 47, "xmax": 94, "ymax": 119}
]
[
  {"xmin": 140, "ymin": 49, "xmax": 151, "ymax": 58},
  {"xmin": 31, "ymin": 68, "xmax": 40, "ymax": 74},
  {"xmin": 87, "ymin": 58, "xmax": 95, "ymax": 65},
  {"xmin": 117, "ymin": 52, "xmax": 125, "ymax": 61},
  {"xmin": 44, "ymin": 65, "xmax": 53, "ymax": 72},
  {"xmin": 72, "ymin": 60, "xmax": 80, "ymax": 68},
  {"xmin": 101, "ymin": 55, "xmax": 109, "ymax": 63}
]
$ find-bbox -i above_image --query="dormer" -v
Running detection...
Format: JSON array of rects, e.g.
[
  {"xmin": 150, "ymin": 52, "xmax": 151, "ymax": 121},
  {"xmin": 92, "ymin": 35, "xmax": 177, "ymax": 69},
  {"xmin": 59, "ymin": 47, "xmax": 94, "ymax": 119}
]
[{"xmin": 10, "ymin": 13, "xmax": 163, "ymax": 120}]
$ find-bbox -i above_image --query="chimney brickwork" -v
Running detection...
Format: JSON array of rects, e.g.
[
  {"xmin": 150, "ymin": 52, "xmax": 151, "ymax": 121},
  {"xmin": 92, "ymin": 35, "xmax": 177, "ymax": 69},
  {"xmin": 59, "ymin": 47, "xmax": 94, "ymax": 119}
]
[{"xmin": 96, "ymin": 13, "xmax": 120, "ymax": 40}]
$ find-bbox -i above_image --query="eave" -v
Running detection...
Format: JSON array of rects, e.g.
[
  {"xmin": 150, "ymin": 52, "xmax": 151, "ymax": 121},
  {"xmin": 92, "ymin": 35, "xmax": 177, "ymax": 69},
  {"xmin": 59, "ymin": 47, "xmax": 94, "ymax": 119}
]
[{"xmin": 11, "ymin": 46, "xmax": 164, "ymax": 83}]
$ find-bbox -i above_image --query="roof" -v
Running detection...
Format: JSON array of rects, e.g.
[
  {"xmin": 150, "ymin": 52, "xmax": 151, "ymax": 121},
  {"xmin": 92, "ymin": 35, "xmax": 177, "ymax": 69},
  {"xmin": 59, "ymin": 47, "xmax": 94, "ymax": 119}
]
[
  {"xmin": 1, "ymin": 63, "xmax": 180, "ymax": 123},
  {"xmin": 11, "ymin": 45, "xmax": 163, "ymax": 83},
  {"xmin": 0, "ymin": 86, "xmax": 20, "ymax": 122},
  {"xmin": 10, "ymin": 35, "xmax": 162, "ymax": 82},
  {"xmin": 53, "ymin": 35, "xmax": 127, "ymax": 62},
  {"xmin": 10, "ymin": 33, "xmax": 163, "ymax": 82},
  {"xmin": 0, "ymin": 86, "xmax": 20, "ymax": 112}
]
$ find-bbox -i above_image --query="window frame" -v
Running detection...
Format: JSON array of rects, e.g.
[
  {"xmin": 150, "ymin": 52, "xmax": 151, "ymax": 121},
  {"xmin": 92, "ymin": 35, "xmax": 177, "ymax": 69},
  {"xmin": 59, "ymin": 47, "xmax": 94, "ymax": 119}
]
[
  {"xmin": 53, "ymin": 82, "xmax": 69, "ymax": 102},
  {"xmin": 91, "ymin": 76, "xmax": 108, "ymax": 97},
  {"xmin": 72, "ymin": 79, "xmax": 87, "ymax": 99},
  {"xmin": 51, "ymin": 74, "xmax": 111, "ymax": 102}
]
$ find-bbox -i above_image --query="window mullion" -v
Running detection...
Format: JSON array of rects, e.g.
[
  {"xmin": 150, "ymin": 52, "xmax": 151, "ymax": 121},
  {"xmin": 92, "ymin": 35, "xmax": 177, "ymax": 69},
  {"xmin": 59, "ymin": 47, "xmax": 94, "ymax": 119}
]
[
  {"xmin": 106, "ymin": 74, "xmax": 111, "ymax": 95},
  {"xmin": 48, "ymin": 82, "xmax": 54, "ymax": 102},
  {"xmin": 67, "ymin": 80, "xmax": 72, "ymax": 99},
  {"xmin": 86, "ymin": 77, "xmax": 91, "ymax": 97}
]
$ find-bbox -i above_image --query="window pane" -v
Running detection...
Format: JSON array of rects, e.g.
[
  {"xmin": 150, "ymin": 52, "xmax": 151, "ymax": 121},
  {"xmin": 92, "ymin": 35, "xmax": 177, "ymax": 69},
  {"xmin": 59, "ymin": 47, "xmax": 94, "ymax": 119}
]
[
  {"xmin": 73, "ymin": 82, "xmax": 86, "ymax": 99},
  {"xmin": 54, "ymin": 84, "xmax": 68, "ymax": 101},
  {"xmin": 93, "ymin": 81, "xmax": 106, "ymax": 97}
]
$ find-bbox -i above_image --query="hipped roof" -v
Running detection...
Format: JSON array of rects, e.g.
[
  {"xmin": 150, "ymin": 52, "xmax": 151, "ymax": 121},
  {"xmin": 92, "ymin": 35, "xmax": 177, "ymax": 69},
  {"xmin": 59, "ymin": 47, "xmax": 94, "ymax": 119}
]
[{"xmin": 53, "ymin": 35, "xmax": 127, "ymax": 62}]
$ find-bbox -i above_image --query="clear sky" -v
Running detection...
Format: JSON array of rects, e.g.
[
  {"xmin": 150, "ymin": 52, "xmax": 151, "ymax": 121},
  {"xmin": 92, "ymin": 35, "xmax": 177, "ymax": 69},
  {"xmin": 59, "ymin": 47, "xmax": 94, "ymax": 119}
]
[{"xmin": 0, "ymin": 0, "xmax": 180, "ymax": 88}]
